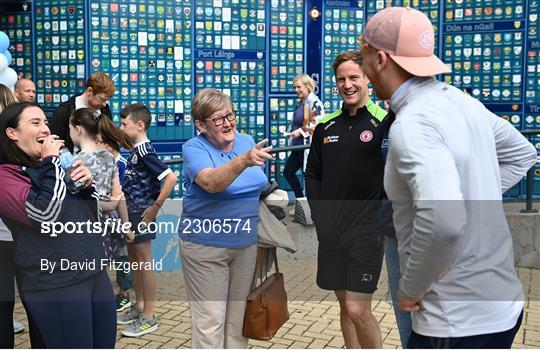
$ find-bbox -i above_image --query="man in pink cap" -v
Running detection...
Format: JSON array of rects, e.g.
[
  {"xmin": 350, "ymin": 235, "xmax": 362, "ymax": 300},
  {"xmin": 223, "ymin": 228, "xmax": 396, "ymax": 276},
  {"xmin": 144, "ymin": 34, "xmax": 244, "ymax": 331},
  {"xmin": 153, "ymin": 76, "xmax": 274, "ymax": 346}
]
[{"xmin": 360, "ymin": 6, "xmax": 535, "ymax": 348}]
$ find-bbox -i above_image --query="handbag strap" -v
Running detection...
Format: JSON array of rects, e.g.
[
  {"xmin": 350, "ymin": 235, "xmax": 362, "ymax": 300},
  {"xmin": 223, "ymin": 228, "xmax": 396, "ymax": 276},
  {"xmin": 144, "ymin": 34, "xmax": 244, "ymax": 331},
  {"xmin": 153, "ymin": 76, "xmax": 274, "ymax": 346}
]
[
  {"xmin": 250, "ymin": 247, "xmax": 266, "ymax": 290},
  {"xmin": 250, "ymin": 247, "xmax": 280, "ymax": 291},
  {"xmin": 271, "ymin": 247, "xmax": 279, "ymax": 274}
]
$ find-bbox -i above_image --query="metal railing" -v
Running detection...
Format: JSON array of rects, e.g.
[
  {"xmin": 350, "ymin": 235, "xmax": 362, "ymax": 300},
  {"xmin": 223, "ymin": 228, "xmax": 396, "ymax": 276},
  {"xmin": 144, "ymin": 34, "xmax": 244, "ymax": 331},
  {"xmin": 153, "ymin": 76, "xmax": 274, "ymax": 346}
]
[
  {"xmin": 162, "ymin": 144, "xmax": 310, "ymax": 166},
  {"xmin": 163, "ymin": 130, "xmax": 540, "ymax": 213},
  {"xmin": 518, "ymin": 129, "xmax": 540, "ymax": 213},
  {"xmin": 267, "ymin": 144, "xmax": 309, "ymax": 188}
]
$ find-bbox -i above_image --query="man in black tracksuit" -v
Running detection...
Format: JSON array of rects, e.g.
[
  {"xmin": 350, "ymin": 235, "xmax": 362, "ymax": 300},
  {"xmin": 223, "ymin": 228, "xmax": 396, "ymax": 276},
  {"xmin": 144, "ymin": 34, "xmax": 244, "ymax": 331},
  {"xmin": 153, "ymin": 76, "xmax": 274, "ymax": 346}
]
[{"xmin": 305, "ymin": 51, "xmax": 391, "ymax": 348}]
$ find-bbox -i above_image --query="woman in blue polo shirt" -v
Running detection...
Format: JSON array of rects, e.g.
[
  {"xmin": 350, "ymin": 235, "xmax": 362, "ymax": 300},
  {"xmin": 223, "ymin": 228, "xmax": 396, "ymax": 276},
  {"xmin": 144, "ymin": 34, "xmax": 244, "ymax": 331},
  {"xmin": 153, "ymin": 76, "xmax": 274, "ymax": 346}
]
[{"xmin": 179, "ymin": 88, "xmax": 272, "ymax": 348}]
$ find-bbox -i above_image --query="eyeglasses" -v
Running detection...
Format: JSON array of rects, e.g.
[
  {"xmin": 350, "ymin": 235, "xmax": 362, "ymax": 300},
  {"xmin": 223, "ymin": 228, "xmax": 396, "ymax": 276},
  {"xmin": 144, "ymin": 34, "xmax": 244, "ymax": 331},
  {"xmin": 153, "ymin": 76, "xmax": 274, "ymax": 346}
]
[
  {"xmin": 358, "ymin": 35, "xmax": 369, "ymax": 49},
  {"xmin": 358, "ymin": 36, "xmax": 374, "ymax": 57},
  {"xmin": 206, "ymin": 112, "xmax": 236, "ymax": 126}
]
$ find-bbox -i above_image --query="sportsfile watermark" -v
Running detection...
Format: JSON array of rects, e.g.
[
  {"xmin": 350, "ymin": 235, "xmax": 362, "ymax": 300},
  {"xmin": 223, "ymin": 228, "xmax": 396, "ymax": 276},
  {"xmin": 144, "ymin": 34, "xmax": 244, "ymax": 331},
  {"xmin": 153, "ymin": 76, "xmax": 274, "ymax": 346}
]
[
  {"xmin": 40, "ymin": 217, "xmax": 253, "ymax": 237},
  {"xmin": 42, "ymin": 218, "xmax": 137, "ymax": 237}
]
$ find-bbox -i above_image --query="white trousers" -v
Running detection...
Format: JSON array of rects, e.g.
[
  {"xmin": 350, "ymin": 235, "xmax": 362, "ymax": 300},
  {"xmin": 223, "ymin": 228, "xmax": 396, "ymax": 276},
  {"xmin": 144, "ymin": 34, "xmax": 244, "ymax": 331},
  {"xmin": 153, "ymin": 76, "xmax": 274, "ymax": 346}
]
[{"xmin": 180, "ymin": 240, "xmax": 257, "ymax": 349}]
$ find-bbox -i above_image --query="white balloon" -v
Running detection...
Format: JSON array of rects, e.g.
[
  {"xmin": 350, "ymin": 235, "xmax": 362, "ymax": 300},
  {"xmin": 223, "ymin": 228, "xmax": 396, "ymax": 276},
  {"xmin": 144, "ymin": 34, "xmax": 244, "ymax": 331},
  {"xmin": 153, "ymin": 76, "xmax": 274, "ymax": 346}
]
[
  {"xmin": 2, "ymin": 50, "xmax": 12, "ymax": 65},
  {"xmin": 0, "ymin": 53, "xmax": 7, "ymax": 72},
  {"xmin": 0, "ymin": 67, "xmax": 18, "ymax": 88},
  {"xmin": 0, "ymin": 31, "xmax": 9, "ymax": 52}
]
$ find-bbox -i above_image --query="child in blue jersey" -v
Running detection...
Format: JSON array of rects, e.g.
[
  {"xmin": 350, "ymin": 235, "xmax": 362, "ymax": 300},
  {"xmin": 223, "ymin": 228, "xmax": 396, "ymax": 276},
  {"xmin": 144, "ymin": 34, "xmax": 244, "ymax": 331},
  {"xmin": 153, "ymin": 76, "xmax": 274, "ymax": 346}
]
[{"xmin": 118, "ymin": 103, "xmax": 177, "ymax": 337}]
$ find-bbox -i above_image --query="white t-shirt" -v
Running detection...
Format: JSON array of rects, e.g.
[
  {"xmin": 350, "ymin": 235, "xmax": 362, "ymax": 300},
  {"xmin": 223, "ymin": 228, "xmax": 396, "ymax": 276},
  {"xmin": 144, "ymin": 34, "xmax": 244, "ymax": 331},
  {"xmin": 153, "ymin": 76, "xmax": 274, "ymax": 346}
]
[
  {"xmin": 304, "ymin": 92, "xmax": 325, "ymax": 123},
  {"xmin": 302, "ymin": 92, "xmax": 325, "ymax": 170},
  {"xmin": 75, "ymin": 95, "xmax": 101, "ymax": 116}
]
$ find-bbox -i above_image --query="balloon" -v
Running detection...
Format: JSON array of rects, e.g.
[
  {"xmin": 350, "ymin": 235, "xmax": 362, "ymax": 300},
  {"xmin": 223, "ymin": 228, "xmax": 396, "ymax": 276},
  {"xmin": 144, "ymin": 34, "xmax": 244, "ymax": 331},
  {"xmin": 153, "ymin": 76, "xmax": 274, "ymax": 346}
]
[
  {"xmin": 2, "ymin": 50, "xmax": 12, "ymax": 66},
  {"xmin": 0, "ymin": 54, "xmax": 7, "ymax": 72},
  {"xmin": 0, "ymin": 31, "xmax": 9, "ymax": 52},
  {"xmin": 0, "ymin": 67, "xmax": 18, "ymax": 88}
]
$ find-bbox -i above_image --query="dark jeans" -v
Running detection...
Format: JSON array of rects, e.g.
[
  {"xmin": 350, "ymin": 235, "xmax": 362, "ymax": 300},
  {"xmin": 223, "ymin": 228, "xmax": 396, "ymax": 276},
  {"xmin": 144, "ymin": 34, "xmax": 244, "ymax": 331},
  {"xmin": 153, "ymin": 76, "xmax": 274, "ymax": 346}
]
[
  {"xmin": 0, "ymin": 240, "xmax": 45, "ymax": 348},
  {"xmin": 384, "ymin": 236, "xmax": 412, "ymax": 347},
  {"xmin": 24, "ymin": 270, "xmax": 116, "ymax": 348},
  {"xmin": 408, "ymin": 310, "xmax": 523, "ymax": 349},
  {"xmin": 283, "ymin": 150, "xmax": 304, "ymax": 198}
]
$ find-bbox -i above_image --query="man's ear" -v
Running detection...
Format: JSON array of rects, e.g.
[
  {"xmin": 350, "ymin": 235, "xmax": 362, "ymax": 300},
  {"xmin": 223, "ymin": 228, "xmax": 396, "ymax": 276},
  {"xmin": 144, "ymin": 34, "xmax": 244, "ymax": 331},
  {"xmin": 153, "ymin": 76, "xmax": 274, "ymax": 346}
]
[
  {"xmin": 5, "ymin": 127, "xmax": 18, "ymax": 141},
  {"xmin": 376, "ymin": 51, "xmax": 390, "ymax": 71},
  {"xmin": 86, "ymin": 87, "xmax": 94, "ymax": 96},
  {"xmin": 137, "ymin": 120, "xmax": 146, "ymax": 131}
]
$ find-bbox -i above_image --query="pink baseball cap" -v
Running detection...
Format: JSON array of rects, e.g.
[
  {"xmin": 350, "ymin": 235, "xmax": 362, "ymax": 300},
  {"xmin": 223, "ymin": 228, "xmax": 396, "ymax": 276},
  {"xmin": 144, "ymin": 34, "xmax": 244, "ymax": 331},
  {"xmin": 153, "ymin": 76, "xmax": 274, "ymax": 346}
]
[{"xmin": 363, "ymin": 7, "xmax": 451, "ymax": 77}]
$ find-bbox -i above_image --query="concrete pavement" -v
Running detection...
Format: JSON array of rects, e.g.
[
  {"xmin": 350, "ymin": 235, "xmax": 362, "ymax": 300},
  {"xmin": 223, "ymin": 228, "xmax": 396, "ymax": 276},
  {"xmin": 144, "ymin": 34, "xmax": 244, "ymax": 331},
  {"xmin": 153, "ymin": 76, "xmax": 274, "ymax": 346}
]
[{"xmin": 13, "ymin": 259, "xmax": 540, "ymax": 348}]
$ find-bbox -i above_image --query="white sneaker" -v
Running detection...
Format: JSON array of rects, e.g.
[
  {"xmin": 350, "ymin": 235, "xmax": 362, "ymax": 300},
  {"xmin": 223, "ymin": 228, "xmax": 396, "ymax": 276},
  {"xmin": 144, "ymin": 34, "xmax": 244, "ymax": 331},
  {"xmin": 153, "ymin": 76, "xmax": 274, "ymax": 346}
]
[
  {"xmin": 13, "ymin": 319, "xmax": 24, "ymax": 333},
  {"xmin": 289, "ymin": 208, "xmax": 295, "ymax": 216}
]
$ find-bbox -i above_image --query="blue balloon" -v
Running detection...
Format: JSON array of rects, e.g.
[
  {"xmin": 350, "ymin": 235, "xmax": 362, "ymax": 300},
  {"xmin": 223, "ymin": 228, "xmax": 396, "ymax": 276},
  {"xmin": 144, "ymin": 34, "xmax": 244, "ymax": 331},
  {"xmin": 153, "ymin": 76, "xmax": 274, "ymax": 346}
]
[
  {"xmin": 0, "ymin": 31, "xmax": 9, "ymax": 52},
  {"xmin": 2, "ymin": 50, "xmax": 12, "ymax": 66}
]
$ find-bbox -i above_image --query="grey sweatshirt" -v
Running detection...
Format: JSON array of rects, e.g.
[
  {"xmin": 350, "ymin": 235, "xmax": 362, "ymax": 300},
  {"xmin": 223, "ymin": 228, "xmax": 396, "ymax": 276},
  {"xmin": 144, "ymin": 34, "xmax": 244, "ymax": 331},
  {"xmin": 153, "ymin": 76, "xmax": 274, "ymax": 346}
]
[{"xmin": 385, "ymin": 77, "xmax": 536, "ymax": 337}]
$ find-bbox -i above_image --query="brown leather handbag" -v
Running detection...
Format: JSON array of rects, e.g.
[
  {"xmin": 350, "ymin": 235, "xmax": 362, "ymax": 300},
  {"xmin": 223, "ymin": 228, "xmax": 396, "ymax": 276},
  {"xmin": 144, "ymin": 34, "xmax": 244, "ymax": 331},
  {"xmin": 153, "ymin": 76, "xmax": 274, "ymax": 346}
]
[{"xmin": 242, "ymin": 247, "xmax": 289, "ymax": 340}]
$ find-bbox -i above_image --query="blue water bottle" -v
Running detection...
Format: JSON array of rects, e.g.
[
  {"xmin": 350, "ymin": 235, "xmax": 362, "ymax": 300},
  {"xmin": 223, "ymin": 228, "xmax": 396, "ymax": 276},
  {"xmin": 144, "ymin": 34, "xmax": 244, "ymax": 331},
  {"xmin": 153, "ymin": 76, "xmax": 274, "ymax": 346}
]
[{"xmin": 58, "ymin": 147, "xmax": 87, "ymax": 194}]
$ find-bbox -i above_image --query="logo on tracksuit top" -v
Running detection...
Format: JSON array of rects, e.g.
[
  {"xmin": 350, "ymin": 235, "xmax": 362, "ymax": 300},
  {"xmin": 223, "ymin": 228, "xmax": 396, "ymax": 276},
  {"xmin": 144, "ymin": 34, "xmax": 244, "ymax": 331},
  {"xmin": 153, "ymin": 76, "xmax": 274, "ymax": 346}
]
[
  {"xmin": 360, "ymin": 130, "xmax": 373, "ymax": 142},
  {"xmin": 323, "ymin": 135, "xmax": 339, "ymax": 144}
]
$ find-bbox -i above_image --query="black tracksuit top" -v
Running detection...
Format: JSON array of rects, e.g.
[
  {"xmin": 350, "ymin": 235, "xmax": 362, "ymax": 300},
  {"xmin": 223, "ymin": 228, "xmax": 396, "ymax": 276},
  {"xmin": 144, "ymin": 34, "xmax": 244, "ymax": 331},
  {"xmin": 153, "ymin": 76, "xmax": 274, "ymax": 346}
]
[{"xmin": 305, "ymin": 100, "xmax": 391, "ymax": 248}]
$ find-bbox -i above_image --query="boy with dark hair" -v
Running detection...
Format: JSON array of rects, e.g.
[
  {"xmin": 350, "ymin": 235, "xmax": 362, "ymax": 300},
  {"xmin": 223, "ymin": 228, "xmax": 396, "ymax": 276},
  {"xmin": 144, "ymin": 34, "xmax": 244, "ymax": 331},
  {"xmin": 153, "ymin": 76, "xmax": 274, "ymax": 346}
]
[{"xmin": 117, "ymin": 103, "xmax": 177, "ymax": 337}]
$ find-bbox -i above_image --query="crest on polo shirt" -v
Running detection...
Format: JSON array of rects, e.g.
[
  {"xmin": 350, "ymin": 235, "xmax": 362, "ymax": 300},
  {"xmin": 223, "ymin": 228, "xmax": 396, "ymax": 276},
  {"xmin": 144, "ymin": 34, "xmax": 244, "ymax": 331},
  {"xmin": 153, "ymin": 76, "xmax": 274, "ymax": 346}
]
[{"xmin": 360, "ymin": 130, "xmax": 373, "ymax": 143}]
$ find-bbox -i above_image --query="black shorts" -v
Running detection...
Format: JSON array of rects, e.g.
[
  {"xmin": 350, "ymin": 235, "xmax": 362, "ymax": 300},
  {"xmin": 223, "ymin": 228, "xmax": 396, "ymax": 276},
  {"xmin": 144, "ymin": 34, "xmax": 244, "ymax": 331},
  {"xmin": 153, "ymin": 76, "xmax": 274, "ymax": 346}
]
[
  {"xmin": 129, "ymin": 211, "xmax": 156, "ymax": 244},
  {"xmin": 317, "ymin": 234, "xmax": 384, "ymax": 294}
]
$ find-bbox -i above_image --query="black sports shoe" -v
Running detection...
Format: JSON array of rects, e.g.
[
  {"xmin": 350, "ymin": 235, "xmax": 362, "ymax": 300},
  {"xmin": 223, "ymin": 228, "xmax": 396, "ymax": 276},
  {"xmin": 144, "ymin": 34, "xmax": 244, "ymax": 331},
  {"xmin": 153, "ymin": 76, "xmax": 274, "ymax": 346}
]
[{"xmin": 115, "ymin": 293, "xmax": 131, "ymax": 312}]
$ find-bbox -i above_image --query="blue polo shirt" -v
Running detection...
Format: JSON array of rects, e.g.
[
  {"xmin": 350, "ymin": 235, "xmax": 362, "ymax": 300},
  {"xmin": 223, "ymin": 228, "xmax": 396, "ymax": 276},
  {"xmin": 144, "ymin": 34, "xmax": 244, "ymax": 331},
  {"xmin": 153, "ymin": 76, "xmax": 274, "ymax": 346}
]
[{"xmin": 180, "ymin": 133, "xmax": 267, "ymax": 248}]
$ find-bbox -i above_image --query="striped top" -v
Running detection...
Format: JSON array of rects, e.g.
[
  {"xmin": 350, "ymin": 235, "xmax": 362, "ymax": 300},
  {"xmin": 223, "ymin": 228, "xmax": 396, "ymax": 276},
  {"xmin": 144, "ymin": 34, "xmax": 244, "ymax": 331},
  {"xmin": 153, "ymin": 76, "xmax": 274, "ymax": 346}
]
[{"xmin": 0, "ymin": 157, "xmax": 106, "ymax": 292}]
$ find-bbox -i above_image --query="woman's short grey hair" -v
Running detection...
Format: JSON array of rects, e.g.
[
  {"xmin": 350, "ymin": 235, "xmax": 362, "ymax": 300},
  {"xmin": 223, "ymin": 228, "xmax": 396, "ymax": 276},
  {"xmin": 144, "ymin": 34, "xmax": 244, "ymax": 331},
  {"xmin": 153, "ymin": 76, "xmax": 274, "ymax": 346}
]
[
  {"xmin": 293, "ymin": 74, "xmax": 315, "ymax": 93},
  {"xmin": 191, "ymin": 88, "xmax": 234, "ymax": 123}
]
